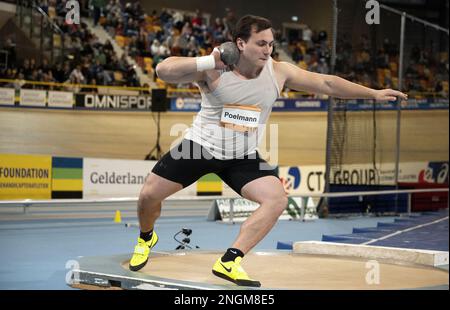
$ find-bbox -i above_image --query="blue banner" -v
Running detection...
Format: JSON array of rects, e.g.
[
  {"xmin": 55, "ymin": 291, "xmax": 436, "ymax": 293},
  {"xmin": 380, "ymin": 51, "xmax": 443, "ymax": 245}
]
[
  {"xmin": 170, "ymin": 97, "xmax": 202, "ymax": 111},
  {"xmin": 271, "ymin": 99, "xmax": 327, "ymax": 111},
  {"xmin": 170, "ymin": 98, "xmax": 448, "ymax": 112}
]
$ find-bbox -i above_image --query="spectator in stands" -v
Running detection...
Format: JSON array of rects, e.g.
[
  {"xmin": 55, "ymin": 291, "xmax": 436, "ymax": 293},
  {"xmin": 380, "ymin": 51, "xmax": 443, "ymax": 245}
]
[
  {"xmin": 127, "ymin": 35, "xmax": 139, "ymax": 57},
  {"xmin": 317, "ymin": 57, "xmax": 329, "ymax": 74},
  {"xmin": 105, "ymin": 0, "xmax": 122, "ymax": 19},
  {"xmin": 52, "ymin": 63, "xmax": 65, "ymax": 83},
  {"xmin": 90, "ymin": 78, "xmax": 98, "ymax": 93},
  {"xmin": 19, "ymin": 59, "xmax": 31, "ymax": 80},
  {"xmin": 29, "ymin": 58, "xmax": 37, "ymax": 73},
  {"xmin": 141, "ymin": 83, "xmax": 150, "ymax": 95},
  {"xmin": 186, "ymin": 36, "xmax": 199, "ymax": 57},
  {"xmin": 13, "ymin": 72, "xmax": 26, "ymax": 90},
  {"xmin": 191, "ymin": 10, "xmax": 203, "ymax": 29},
  {"xmin": 223, "ymin": 7, "xmax": 237, "ymax": 39},
  {"xmin": 41, "ymin": 68, "xmax": 56, "ymax": 90},
  {"xmin": 213, "ymin": 23, "xmax": 226, "ymax": 43},
  {"xmin": 10, "ymin": 0, "xmax": 445, "ymax": 95},
  {"xmin": 124, "ymin": 64, "xmax": 139, "ymax": 86},
  {"xmin": 172, "ymin": 10, "xmax": 184, "ymax": 30},
  {"xmin": 150, "ymin": 39, "xmax": 161, "ymax": 57},
  {"xmin": 302, "ymin": 26, "xmax": 312, "ymax": 48},
  {"xmin": 159, "ymin": 9, "xmax": 172, "ymax": 25},
  {"xmin": 38, "ymin": 58, "xmax": 51, "ymax": 74},
  {"xmin": 131, "ymin": 1, "xmax": 144, "ymax": 20},
  {"xmin": 60, "ymin": 62, "xmax": 71, "ymax": 82},
  {"xmin": 118, "ymin": 54, "xmax": 128, "ymax": 72},
  {"xmin": 124, "ymin": 2, "xmax": 134, "ymax": 19},
  {"xmin": 181, "ymin": 21, "xmax": 193, "ymax": 37},
  {"xmin": 88, "ymin": 59, "xmax": 101, "ymax": 81},
  {"xmin": 94, "ymin": 46, "xmax": 107, "ymax": 65},
  {"xmin": 99, "ymin": 66, "xmax": 113, "ymax": 85},
  {"xmin": 296, "ymin": 55, "xmax": 307, "ymax": 70},
  {"xmin": 29, "ymin": 69, "xmax": 40, "ymax": 88},
  {"xmin": 136, "ymin": 33, "xmax": 149, "ymax": 56},
  {"xmin": 115, "ymin": 21, "xmax": 125, "ymax": 36},
  {"xmin": 201, "ymin": 30, "xmax": 213, "ymax": 51},
  {"xmin": 291, "ymin": 42, "xmax": 303, "ymax": 63},
  {"xmin": 212, "ymin": 17, "xmax": 223, "ymax": 31},
  {"xmin": 159, "ymin": 42, "xmax": 171, "ymax": 58},
  {"xmin": 91, "ymin": 0, "xmax": 106, "ymax": 26},
  {"xmin": 103, "ymin": 39, "xmax": 114, "ymax": 53},
  {"xmin": 164, "ymin": 28, "xmax": 179, "ymax": 55},
  {"xmin": 125, "ymin": 18, "xmax": 139, "ymax": 37},
  {"xmin": 69, "ymin": 65, "xmax": 85, "ymax": 84}
]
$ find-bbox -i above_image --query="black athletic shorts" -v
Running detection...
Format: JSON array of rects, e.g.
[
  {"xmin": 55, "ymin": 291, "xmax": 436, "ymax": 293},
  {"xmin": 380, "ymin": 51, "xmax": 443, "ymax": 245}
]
[{"xmin": 152, "ymin": 139, "xmax": 279, "ymax": 195}]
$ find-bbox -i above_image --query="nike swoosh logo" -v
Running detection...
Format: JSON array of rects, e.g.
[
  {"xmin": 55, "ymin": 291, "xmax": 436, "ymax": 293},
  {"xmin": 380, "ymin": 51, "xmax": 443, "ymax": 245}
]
[{"xmin": 220, "ymin": 262, "xmax": 232, "ymax": 273}]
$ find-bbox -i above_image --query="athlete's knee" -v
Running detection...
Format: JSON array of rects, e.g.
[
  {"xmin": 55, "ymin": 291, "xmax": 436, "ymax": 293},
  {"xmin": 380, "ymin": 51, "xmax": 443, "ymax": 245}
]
[
  {"xmin": 275, "ymin": 195, "xmax": 288, "ymax": 213},
  {"xmin": 138, "ymin": 192, "xmax": 161, "ymax": 220},
  {"xmin": 138, "ymin": 185, "xmax": 162, "ymax": 209},
  {"xmin": 264, "ymin": 194, "xmax": 288, "ymax": 215}
]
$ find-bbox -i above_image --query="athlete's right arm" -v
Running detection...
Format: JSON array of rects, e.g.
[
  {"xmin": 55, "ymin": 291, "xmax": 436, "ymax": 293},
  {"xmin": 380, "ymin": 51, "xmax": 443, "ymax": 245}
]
[{"xmin": 155, "ymin": 49, "xmax": 226, "ymax": 84}]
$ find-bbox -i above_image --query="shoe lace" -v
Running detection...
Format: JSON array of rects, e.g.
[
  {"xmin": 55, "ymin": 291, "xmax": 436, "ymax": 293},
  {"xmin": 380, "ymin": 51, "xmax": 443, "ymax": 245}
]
[{"xmin": 134, "ymin": 242, "xmax": 148, "ymax": 255}]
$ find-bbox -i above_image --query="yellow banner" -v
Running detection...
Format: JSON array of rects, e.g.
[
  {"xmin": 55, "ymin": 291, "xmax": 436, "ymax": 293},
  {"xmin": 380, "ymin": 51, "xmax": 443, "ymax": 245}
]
[
  {"xmin": 197, "ymin": 182, "xmax": 223, "ymax": 193},
  {"xmin": 52, "ymin": 179, "xmax": 83, "ymax": 191},
  {"xmin": 0, "ymin": 154, "xmax": 52, "ymax": 200}
]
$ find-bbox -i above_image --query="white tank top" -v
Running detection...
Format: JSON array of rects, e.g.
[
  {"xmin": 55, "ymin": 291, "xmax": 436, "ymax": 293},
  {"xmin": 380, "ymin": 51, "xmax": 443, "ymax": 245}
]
[{"xmin": 184, "ymin": 57, "xmax": 280, "ymax": 160}]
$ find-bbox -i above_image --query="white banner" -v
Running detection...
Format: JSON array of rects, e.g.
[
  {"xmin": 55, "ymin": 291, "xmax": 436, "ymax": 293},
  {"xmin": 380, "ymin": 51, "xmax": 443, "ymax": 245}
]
[
  {"xmin": 279, "ymin": 161, "xmax": 448, "ymax": 195},
  {"xmin": 279, "ymin": 165, "xmax": 325, "ymax": 195},
  {"xmin": 0, "ymin": 88, "xmax": 15, "ymax": 106},
  {"xmin": 20, "ymin": 89, "xmax": 46, "ymax": 107},
  {"xmin": 82, "ymin": 158, "xmax": 447, "ymax": 199},
  {"xmin": 83, "ymin": 158, "xmax": 197, "ymax": 199},
  {"xmin": 332, "ymin": 161, "xmax": 448, "ymax": 185},
  {"xmin": 83, "ymin": 158, "xmax": 154, "ymax": 199},
  {"xmin": 48, "ymin": 91, "xmax": 73, "ymax": 108}
]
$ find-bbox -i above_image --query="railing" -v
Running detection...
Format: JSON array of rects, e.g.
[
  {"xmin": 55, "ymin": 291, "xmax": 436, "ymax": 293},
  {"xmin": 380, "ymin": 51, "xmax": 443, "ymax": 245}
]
[
  {"xmin": 1, "ymin": 78, "xmax": 447, "ymax": 100},
  {"xmin": 0, "ymin": 188, "xmax": 448, "ymax": 222}
]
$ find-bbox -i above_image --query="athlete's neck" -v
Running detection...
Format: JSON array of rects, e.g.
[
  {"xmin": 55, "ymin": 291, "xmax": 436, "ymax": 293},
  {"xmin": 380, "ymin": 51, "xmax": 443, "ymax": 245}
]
[{"xmin": 233, "ymin": 59, "xmax": 264, "ymax": 79}]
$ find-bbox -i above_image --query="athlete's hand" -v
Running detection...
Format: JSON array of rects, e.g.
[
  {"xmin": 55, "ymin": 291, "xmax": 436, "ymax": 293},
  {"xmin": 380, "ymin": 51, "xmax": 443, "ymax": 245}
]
[
  {"xmin": 374, "ymin": 89, "xmax": 408, "ymax": 102},
  {"xmin": 211, "ymin": 48, "xmax": 228, "ymax": 70}
]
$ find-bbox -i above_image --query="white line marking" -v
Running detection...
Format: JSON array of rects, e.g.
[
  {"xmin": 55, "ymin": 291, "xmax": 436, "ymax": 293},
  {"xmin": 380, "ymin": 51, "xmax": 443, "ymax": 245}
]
[{"xmin": 362, "ymin": 216, "xmax": 449, "ymax": 245}]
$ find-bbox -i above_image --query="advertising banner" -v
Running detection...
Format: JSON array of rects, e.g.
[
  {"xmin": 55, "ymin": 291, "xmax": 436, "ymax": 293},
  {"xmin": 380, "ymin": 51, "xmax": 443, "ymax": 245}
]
[
  {"xmin": 0, "ymin": 88, "xmax": 15, "ymax": 106},
  {"xmin": 278, "ymin": 161, "xmax": 448, "ymax": 195},
  {"xmin": 0, "ymin": 154, "xmax": 52, "ymax": 199},
  {"xmin": 83, "ymin": 158, "xmax": 197, "ymax": 199},
  {"xmin": 75, "ymin": 94, "xmax": 152, "ymax": 110},
  {"xmin": 170, "ymin": 97, "xmax": 448, "ymax": 112},
  {"xmin": 48, "ymin": 91, "xmax": 74, "ymax": 108},
  {"xmin": 20, "ymin": 89, "xmax": 46, "ymax": 107}
]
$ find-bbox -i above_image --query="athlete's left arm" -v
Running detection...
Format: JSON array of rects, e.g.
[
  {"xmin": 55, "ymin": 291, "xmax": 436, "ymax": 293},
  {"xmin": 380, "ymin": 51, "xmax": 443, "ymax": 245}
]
[{"xmin": 276, "ymin": 61, "xmax": 408, "ymax": 101}]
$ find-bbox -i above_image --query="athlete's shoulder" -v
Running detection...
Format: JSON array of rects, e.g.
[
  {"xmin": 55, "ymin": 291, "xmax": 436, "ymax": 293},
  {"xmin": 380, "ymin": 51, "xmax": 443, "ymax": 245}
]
[
  {"xmin": 272, "ymin": 59, "xmax": 294, "ymax": 78},
  {"xmin": 272, "ymin": 59, "xmax": 293, "ymax": 67}
]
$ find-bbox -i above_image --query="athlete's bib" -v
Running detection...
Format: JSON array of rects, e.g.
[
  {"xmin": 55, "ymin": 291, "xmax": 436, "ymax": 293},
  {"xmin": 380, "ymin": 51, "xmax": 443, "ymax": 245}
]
[{"xmin": 220, "ymin": 104, "xmax": 261, "ymax": 133}]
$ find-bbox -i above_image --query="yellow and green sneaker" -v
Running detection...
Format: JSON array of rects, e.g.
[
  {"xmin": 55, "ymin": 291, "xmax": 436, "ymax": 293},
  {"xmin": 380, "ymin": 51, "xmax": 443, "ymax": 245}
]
[
  {"xmin": 129, "ymin": 232, "xmax": 158, "ymax": 272},
  {"xmin": 212, "ymin": 256, "xmax": 261, "ymax": 287}
]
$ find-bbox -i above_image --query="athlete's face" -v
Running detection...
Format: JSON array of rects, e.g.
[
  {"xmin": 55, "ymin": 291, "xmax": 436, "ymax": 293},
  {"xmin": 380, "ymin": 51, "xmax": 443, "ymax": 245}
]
[{"xmin": 237, "ymin": 28, "xmax": 274, "ymax": 67}]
